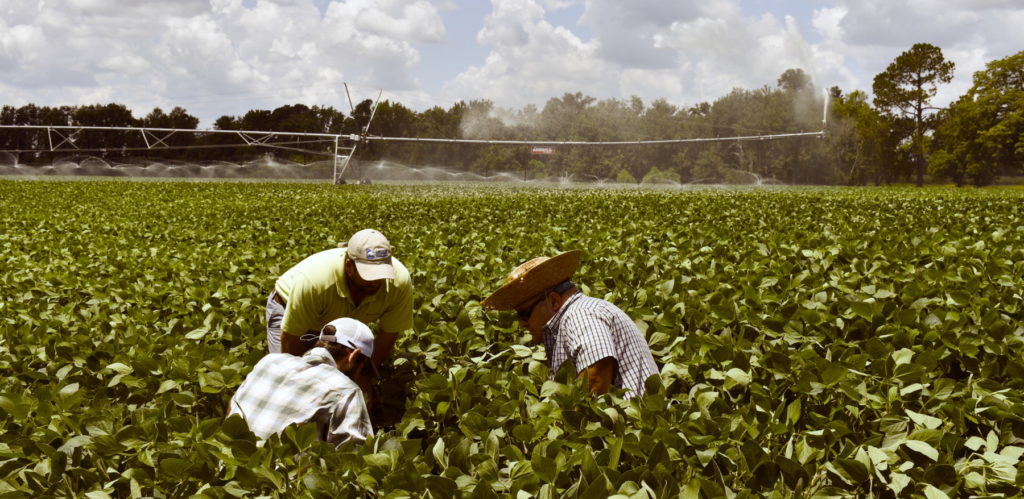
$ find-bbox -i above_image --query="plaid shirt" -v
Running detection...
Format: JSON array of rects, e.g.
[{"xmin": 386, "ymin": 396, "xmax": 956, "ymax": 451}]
[
  {"xmin": 229, "ymin": 348, "xmax": 373, "ymax": 446},
  {"xmin": 543, "ymin": 293, "xmax": 659, "ymax": 398}
]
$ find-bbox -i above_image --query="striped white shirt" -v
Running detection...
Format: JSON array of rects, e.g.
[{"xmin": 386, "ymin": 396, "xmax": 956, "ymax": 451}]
[
  {"xmin": 229, "ymin": 348, "xmax": 373, "ymax": 446},
  {"xmin": 543, "ymin": 293, "xmax": 659, "ymax": 398}
]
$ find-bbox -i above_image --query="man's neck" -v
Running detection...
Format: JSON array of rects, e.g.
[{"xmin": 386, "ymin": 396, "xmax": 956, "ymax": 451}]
[{"xmin": 351, "ymin": 287, "xmax": 368, "ymax": 307}]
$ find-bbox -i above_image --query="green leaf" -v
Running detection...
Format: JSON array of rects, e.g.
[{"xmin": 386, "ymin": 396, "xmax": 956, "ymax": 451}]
[
  {"xmin": 156, "ymin": 379, "xmax": 178, "ymax": 394},
  {"xmin": 963, "ymin": 471, "xmax": 986, "ymax": 489},
  {"xmin": 363, "ymin": 453, "xmax": 392, "ymax": 468},
  {"xmin": 222, "ymin": 481, "xmax": 249, "ymax": 497},
  {"xmin": 531, "ymin": 454, "xmax": 557, "ymax": 483},
  {"xmin": 866, "ymin": 446, "xmax": 890, "ymax": 471},
  {"xmin": 888, "ymin": 472, "xmax": 911, "ymax": 495},
  {"xmin": 820, "ymin": 364, "xmax": 846, "ymax": 385},
  {"xmin": 851, "ymin": 301, "xmax": 874, "ymax": 320},
  {"xmin": 579, "ymin": 474, "xmax": 611, "ymax": 499},
  {"xmin": 905, "ymin": 409, "xmax": 942, "ymax": 429},
  {"xmin": 696, "ymin": 391, "xmax": 718, "ymax": 415},
  {"xmin": 425, "ymin": 475, "xmax": 458, "ymax": 497},
  {"xmin": 903, "ymin": 440, "xmax": 939, "ymax": 461},
  {"xmin": 432, "ymin": 438, "xmax": 447, "ymax": 468},
  {"xmin": 724, "ymin": 368, "xmax": 751, "ymax": 387},
  {"xmin": 964, "ymin": 436, "xmax": 986, "ymax": 452},
  {"xmin": 104, "ymin": 363, "xmax": 132, "ymax": 374},
  {"xmin": 158, "ymin": 458, "xmax": 192, "ymax": 480},
  {"xmin": 835, "ymin": 458, "xmax": 869, "ymax": 484},
  {"xmin": 58, "ymin": 436, "xmax": 92, "ymax": 454},
  {"xmin": 892, "ymin": 348, "xmax": 914, "ymax": 366},
  {"xmin": 511, "ymin": 424, "xmax": 534, "ymax": 443},
  {"xmin": 185, "ymin": 327, "xmax": 209, "ymax": 340},
  {"xmin": 923, "ymin": 484, "xmax": 949, "ymax": 499},
  {"xmin": 786, "ymin": 399, "xmax": 801, "ymax": 427}
]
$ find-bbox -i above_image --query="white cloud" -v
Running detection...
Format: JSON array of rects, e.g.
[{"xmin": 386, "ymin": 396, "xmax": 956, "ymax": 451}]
[
  {"xmin": 807, "ymin": 0, "xmax": 1024, "ymax": 104},
  {"xmin": 442, "ymin": 0, "xmax": 1024, "ymax": 116},
  {"xmin": 0, "ymin": 0, "xmax": 446, "ymax": 125},
  {"xmin": 447, "ymin": 0, "xmax": 829, "ymax": 113},
  {"xmin": 2, "ymin": 0, "xmax": 1022, "ymax": 130},
  {"xmin": 619, "ymin": 69, "xmax": 684, "ymax": 101},
  {"xmin": 0, "ymin": 23, "xmax": 45, "ymax": 71},
  {"xmin": 581, "ymin": 0, "xmax": 703, "ymax": 69},
  {"xmin": 442, "ymin": 0, "xmax": 603, "ymax": 108},
  {"xmin": 811, "ymin": 7, "xmax": 845, "ymax": 43}
]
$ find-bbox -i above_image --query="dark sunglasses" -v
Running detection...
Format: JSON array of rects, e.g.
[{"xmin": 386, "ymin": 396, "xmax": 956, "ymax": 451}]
[{"xmin": 516, "ymin": 295, "xmax": 545, "ymax": 321}]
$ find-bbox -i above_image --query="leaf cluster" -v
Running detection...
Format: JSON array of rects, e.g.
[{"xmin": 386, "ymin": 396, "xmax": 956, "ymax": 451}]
[{"xmin": 1, "ymin": 181, "xmax": 1024, "ymax": 497}]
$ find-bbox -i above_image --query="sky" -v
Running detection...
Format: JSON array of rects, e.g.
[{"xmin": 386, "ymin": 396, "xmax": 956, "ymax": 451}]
[{"xmin": 1, "ymin": 0, "xmax": 1023, "ymax": 128}]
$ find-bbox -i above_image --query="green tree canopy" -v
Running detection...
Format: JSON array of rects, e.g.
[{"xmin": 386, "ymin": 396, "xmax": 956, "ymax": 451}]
[
  {"xmin": 872, "ymin": 42, "xmax": 955, "ymax": 187},
  {"xmin": 931, "ymin": 50, "xmax": 1024, "ymax": 186},
  {"xmin": 827, "ymin": 89, "xmax": 887, "ymax": 185}
]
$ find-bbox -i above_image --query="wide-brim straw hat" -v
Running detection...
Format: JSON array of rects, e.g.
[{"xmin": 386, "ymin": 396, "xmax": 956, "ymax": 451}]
[{"xmin": 482, "ymin": 250, "xmax": 581, "ymax": 310}]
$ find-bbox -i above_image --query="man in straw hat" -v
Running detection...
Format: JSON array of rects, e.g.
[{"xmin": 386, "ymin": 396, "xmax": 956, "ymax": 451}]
[
  {"xmin": 483, "ymin": 250, "xmax": 659, "ymax": 398},
  {"xmin": 229, "ymin": 317, "xmax": 376, "ymax": 446}
]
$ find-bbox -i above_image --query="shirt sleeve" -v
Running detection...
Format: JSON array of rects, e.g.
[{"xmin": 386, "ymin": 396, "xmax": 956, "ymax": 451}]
[
  {"xmin": 564, "ymin": 309, "xmax": 618, "ymax": 375},
  {"xmin": 280, "ymin": 274, "xmax": 321, "ymax": 336},
  {"xmin": 323, "ymin": 388, "xmax": 374, "ymax": 447},
  {"xmin": 377, "ymin": 279, "xmax": 414, "ymax": 334}
]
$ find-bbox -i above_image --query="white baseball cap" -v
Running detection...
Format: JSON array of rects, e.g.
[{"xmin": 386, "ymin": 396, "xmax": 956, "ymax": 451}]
[
  {"xmin": 343, "ymin": 229, "xmax": 396, "ymax": 281},
  {"xmin": 306, "ymin": 317, "xmax": 379, "ymax": 377}
]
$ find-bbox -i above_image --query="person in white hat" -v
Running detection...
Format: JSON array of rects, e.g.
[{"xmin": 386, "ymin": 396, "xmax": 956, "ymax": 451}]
[
  {"xmin": 265, "ymin": 229, "xmax": 413, "ymax": 364},
  {"xmin": 228, "ymin": 317, "xmax": 376, "ymax": 446},
  {"xmin": 483, "ymin": 250, "xmax": 659, "ymax": 398}
]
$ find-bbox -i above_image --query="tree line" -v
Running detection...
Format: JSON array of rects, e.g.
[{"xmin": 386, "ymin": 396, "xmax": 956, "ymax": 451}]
[{"xmin": 1, "ymin": 44, "xmax": 1021, "ymax": 185}]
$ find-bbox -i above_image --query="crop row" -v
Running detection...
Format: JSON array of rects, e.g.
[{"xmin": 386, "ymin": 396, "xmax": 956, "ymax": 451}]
[{"xmin": 1, "ymin": 180, "xmax": 1023, "ymax": 497}]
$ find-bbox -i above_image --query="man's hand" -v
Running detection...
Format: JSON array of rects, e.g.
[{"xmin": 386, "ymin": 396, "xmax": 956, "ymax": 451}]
[
  {"xmin": 579, "ymin": 357, "xmax": 616, "ymax": 395},
  {"xmin": 280, "ymin": 331, "xmax": 308, "ymax": 356}
]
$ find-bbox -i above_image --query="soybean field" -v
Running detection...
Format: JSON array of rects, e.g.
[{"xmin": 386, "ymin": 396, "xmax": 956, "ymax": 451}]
[{"xmin": 1, "ymin": 179, "xmax": 1023, "ymax": 497}]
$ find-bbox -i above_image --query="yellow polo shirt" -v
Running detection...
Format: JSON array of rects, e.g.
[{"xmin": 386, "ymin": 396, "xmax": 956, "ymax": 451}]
[{"xmin": 274, "ymin": 248, "xmax": 413, "ymax": 337}]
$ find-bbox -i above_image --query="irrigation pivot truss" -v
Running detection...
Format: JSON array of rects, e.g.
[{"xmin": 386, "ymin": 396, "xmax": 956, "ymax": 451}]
[
  {"xmin": 0, "ymin": 126, "xmax": 826, "ymax": 182},
  {"xmin": 0, "ymin": 124, "xmax": 366, "ymax": 184},
  {"xmin": 0, "ymin": 89, "xmax": 829, "ymax": 183}
]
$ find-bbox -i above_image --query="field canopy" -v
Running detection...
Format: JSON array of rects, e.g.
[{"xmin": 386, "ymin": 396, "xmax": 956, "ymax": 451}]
[{"xmin": 1, "ymin": 180, "xmax": 1023, "ymax": 497}]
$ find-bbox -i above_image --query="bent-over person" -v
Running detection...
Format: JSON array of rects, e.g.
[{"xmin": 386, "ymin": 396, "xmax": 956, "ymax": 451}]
[
  {"xmin": 265, "ymin": 229, "xmax": 413, "ymax": 412},
  {"xmin": 229, "ymin": 318, "xmax": 376, "ymax": 446},
  {"xmin": 482, "ymin": 250, "xmax": 658, "ymax": 398}
]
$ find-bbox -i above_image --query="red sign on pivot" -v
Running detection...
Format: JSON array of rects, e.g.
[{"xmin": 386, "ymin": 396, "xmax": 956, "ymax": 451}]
[{"xmin": 530, "ymin": 147, "xmax": 555, "ymax": 155}]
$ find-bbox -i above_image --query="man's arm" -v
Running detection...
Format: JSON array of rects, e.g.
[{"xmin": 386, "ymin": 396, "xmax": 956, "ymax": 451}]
[
  {"xmin": 371, "ymin": 331, "xmax": 399, "ymax": 366},
  {"xmin": 375, "ymin": 272, "xmax": 412, "ymax": 366},
  {"xmin": 578, "ymin": 357, "xmax": 617, "ymax": 395},
  {"xmin": 324, "ymin": 386, "xmax": 374, "ymax": 447},
  {"xmin": 280, "ymin": 331, "xmax": 308, "ymax": 356}
]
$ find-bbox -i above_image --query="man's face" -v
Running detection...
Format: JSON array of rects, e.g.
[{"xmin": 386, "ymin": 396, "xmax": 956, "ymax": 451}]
[
  {"xmin": 515, "ymin": 292, "xmax": 554, "ymax": 344},
  {"xmin": 345, "ymin": 258, "xmax": 384, "ymax": 295}
]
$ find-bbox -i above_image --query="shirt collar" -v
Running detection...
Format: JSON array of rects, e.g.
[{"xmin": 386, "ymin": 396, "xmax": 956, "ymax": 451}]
[
  {"xmin": 302, "ymin": 347, "xmax": 336, "ymax": 367},
  {"xmin": 542, "ymin": 292, "xmax": 583, "ymax": 341}
]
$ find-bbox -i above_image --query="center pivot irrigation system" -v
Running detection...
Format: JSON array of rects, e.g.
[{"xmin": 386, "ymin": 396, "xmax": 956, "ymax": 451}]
[{"xmin": 0, "ymin": 85, "xmax": 829, "ymax": 184}]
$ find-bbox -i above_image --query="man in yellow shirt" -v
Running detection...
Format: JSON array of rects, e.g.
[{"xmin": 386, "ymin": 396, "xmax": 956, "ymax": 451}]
[{"xmin": 266, "ymin": 229, "xmax": 413, "ymax": 369}]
